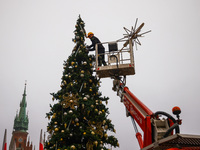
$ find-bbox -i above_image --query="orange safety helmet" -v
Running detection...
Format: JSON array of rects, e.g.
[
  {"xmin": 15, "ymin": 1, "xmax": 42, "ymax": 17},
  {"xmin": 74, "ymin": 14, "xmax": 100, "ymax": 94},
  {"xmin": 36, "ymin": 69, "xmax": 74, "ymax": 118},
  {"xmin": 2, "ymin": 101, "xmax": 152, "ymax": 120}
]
[{"xmin": 87, "ymin": 32, "xmax": 94, "ymax": 38}]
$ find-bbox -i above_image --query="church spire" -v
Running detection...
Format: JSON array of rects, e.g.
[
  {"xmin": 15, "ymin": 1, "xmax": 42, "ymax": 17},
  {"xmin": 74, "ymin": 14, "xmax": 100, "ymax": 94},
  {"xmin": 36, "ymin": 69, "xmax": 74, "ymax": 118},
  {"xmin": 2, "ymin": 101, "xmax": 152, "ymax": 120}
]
[{"xmin": 13, "ymin": 81, "xmax": 29, "ymax": 132}]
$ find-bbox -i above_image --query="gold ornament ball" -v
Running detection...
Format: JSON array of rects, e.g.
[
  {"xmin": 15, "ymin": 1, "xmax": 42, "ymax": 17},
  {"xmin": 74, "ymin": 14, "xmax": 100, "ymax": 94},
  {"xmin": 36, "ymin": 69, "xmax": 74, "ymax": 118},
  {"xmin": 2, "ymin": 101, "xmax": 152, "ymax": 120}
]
[
  {"xmin": 102, "ymin": 109, "xmax": 105, "ymax": 113},
  {"xmin": 83, "ymin": 97, "xmax": 87, "ymax": 101},
  {"xmin": 89, "ymin": 88, "xmax": 92, "ymax": 92},
  {"xmin": 103, "ymin": 120, "xmax": 106, "ymax": 124},
  {"xmin": 89, "ymin": 79, "xmax": 92, "ymax": 83},
  {"xmin": 69, "ymin": 110, "xmax": 73, "ymax": 114},
  {"xmin": 104, "ymin": 133, "xmax": 108, "ymax": 138},
  {"xmin": 114, "ymin": 129, "xmax": 116, "ymax": 133},
  {"xmin": 93, "ymin": 141, "xmax": 98, "ymax": 147},
  {"xmin": 82, "ymin": 104, "xmax": 85, "ymax": 108},
  {"xmin": 83, "ymin": 132, "xmax": 86, "ymax": 135},
  {"xmin": 61, "ymin": 130, "xmax": 65, "ymax": 133},
  {"xmin": 54, "ymin": 122, "xmax": 57, "ymax": 124},
  {"xmin": 80, "ymin": 74, "xmax": 84, "ymax": 77},
  {"xmin": 71, "ymin": 61, "xmax": 75, "ymax": 66},
  {"xmin": 91, "ymin": 105, "xmax": 94, "ymax": 108},
  {"xmin": 95, "ymin": 109, "xmax": 98, "ymax": 112},
  {"xmin": 76, "ymin": 123, "xmax": 79, "ymax": 126},
  {"xmin": 83, "ymin": 61, "xmax": 87, "ymax": 65},
  {"xmin": 70, "ymin": 145, "xmax": 75, "ymax": 150},
  {"xmin": 91, "ymin": 131, "xmax": 95, "ymax": 135},
  {"xmin": 60, "ymin": 138, "xmax": 63, "ymax": 141},
  {"xmin": 55, "ymin": 128, "xmax": 59, "ymax": 132},
  {"xmin": 81, "ymin": 70, "xmax": 84, "ymax": 74},
  {"xmin": 117, "ymin": 143, "xmax": 119, "ymax": 147},
  {"xmin": 75, "ymin": 65, "xmax": 77, "ymax": 68},
  {"xmin": 75, "ymin": 118, "xmax": 79, "ymax": 122}
]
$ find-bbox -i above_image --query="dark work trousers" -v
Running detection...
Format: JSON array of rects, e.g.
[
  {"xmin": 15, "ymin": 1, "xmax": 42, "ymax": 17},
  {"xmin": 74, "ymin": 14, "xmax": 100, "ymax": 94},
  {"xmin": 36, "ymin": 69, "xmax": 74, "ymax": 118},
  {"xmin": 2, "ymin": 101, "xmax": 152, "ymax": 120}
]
[{"xmin": 98, "ymin": 53, "xmax": 106, "ymax": 66}]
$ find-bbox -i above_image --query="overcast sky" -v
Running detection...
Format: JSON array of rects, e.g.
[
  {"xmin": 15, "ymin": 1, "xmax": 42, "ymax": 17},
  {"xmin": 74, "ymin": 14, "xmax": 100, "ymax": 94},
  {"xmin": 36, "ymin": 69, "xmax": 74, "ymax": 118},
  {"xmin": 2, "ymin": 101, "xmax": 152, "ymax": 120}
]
[{"xmin": 1, "ymin": 0, "xmax": 200, "ymax": 149}]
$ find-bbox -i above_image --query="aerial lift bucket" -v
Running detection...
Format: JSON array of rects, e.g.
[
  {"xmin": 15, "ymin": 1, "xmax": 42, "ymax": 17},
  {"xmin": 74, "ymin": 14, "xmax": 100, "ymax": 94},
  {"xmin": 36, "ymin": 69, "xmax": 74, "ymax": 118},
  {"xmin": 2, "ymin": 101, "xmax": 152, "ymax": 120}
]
[{"xmin": 95, "ymin": 40, "xmax": 135, "ymax": 78}]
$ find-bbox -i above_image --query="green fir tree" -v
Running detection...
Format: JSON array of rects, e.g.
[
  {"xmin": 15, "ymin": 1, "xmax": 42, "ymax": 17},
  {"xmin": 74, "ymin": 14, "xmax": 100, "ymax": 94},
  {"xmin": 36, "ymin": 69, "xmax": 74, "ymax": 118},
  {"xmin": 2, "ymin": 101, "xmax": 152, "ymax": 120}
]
[{"xmin": 45, "ymin": 16, "xmax": 119, "ymax": 150}]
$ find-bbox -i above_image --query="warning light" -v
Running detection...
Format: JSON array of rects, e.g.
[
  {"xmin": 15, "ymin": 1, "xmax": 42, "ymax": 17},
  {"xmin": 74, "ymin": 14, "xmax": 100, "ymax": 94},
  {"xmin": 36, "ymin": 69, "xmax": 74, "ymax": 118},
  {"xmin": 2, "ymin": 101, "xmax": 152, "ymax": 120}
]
[{"xmin": 172, "ymin": 106, "xmax": 181, "ymax": 115}]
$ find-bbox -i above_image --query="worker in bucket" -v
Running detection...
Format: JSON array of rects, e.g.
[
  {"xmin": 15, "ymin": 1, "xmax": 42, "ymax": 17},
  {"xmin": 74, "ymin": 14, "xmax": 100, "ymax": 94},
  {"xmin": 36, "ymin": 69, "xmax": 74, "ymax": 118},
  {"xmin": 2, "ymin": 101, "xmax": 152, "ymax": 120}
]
[{"xmin": 86, "ymin": 32, "xmax": 107, "ymax": 66}]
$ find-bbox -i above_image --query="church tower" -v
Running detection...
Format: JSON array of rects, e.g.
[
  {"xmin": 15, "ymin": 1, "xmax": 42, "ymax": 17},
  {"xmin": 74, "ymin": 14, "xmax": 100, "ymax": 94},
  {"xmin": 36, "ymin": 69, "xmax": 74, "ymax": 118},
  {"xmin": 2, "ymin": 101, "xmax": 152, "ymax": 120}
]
[{"xmin": 9, "ymin": 83, "xmax": 32, "ymax": 150}]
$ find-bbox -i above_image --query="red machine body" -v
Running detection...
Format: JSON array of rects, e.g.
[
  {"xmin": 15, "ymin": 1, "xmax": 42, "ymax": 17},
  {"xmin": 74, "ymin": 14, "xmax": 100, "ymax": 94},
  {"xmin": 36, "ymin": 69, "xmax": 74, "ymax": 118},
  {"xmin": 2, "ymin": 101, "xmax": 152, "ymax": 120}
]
[
  {"xmin": 123, "ymin": 86, "xmax": 153, "ymax": 148},
  {"xmin": 113, "ymin": 79, "xmax": 200, "ymax": 150}
]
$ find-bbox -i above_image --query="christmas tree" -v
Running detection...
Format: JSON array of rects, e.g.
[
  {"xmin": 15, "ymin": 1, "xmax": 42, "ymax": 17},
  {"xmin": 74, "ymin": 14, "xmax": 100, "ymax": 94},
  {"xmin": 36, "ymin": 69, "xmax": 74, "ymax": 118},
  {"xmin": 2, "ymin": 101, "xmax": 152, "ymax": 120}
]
[{"xmin": 45, "ymin": 16, "xmax": 119, "ymax": 150}]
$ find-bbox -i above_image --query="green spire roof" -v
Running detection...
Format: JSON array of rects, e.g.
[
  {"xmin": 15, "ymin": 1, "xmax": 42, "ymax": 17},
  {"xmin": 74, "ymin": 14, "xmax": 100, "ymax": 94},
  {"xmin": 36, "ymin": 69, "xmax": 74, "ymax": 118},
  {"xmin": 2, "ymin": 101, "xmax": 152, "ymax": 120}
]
[{"xmin": 13, "ymin": 82, "xmax": 29, "ymax": 132}]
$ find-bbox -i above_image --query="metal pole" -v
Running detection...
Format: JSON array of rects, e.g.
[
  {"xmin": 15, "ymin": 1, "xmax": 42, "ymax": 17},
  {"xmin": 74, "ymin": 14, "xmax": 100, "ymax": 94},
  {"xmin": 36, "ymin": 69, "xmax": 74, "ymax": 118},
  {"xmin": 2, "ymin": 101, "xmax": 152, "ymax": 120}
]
[
  {"xmin": 95, "ymin": 44, "xmax": 98, "ymax": 68},
  {"xmin": 131, "ymin": 116, "xmax": 144, "ymax": 149},
  {"xmin": 131, "ymin": 116, "xmax": 138, "ymax": 133}
]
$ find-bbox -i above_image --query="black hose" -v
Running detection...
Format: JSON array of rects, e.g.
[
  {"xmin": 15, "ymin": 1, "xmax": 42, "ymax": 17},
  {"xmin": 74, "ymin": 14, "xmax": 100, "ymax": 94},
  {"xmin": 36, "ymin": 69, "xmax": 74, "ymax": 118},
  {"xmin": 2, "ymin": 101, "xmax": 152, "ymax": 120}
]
[
  {"xmin": 109, "ymin": 55, "xmax": 120, "ymax": 78},
  {"xmin": 154, "ymin": 111, "xmax": 180, "ymax": 135},
  {"xmin": 163, "ymin": 123, "xmax": 179, "ymax": 138},
  {"xmin": 154, "ymin": 111, "xmax": 176, "ymax": 124},
  {"xmin": 110, "ymin": 55, "xmax": 119, "ymax": 68}
]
